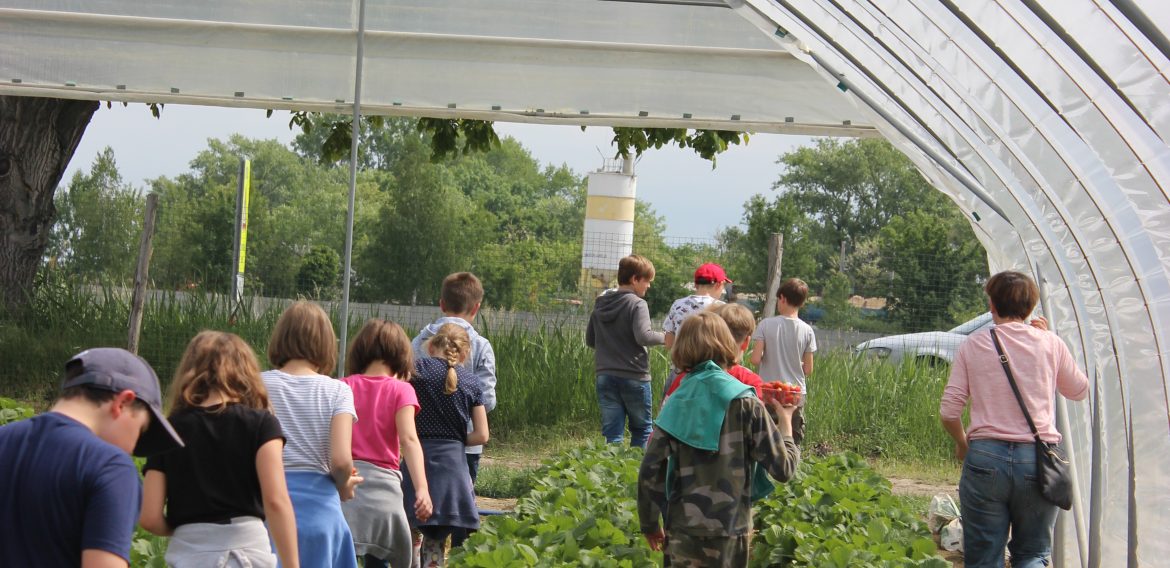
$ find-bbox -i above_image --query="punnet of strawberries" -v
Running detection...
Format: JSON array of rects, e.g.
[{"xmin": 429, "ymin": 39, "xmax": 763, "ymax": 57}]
[{"xmin": 760, "ymin": 381, "xmax": 802, "ymax": 406}]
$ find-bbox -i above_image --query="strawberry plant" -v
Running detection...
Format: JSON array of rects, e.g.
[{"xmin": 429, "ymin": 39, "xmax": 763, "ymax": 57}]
[
  {"xmin": 453, "ymin": 443, "xmax": 947, "ymax": 567},
  {"xmin": 0, "ymin": 397, "xmax": 33, "ymax": 425},
  {"xmin": 750, "ymin": 453, "xmax": 948, "ymax": 567},
  {"xmin": 450, "ymin": 442, "xmax": 661, "ymax": 567}
]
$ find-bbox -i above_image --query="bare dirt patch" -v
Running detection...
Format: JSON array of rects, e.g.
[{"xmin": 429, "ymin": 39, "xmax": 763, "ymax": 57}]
[
  {"xmin": 480, "ymin": 454, "xmax": 540, "ymax": 470},
  {"xmin": 476, "ymin": 495, "xmax": 517, "ymax": 512},
  {"xmin": 887, "ymin": 476, "xmax": 958, "ymax": 499}
]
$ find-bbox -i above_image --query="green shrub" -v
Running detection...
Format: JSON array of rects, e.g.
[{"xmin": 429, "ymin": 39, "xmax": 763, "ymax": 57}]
[{"xmin": 475, "ymin": 464, "xmax": 537, "ymax": 500}]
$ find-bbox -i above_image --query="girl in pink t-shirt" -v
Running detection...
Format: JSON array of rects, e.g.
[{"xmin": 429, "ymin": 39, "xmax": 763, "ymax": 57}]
[{"xmin": 340, "ymin": 320, "xmax": 432, "ymax": 568}]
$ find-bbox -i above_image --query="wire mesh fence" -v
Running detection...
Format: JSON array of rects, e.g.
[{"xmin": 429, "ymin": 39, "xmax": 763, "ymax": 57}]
[{"xmin": 2, "ymin": 227, "xmax": 987, "ymax": 408}]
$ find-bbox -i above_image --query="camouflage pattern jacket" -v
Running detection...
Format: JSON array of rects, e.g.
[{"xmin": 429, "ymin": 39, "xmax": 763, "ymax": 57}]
[{"xmin": 638, "ymin": 397, "xmax": 800, "ymax": 537}]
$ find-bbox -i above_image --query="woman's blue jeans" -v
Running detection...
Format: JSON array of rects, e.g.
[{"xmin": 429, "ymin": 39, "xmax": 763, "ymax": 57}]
[
  {"xmin": 960, "ymin": 439, "xmax": 1058, "ymax": 568},
  {"xmin": 595, "ymin": 374, "xmax": 652, "ymax": 448}
]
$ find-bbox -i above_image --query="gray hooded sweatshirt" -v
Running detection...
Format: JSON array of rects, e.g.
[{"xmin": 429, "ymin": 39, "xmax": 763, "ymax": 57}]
[{"xmin": 586, "ymin": 289, "xmax": 666, "ymax": 381}]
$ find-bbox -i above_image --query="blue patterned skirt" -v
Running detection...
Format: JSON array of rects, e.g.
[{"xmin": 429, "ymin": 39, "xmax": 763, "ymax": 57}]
[{"xmin": 402, "ymin": 438, "xmax": 480, "ymax": 531}]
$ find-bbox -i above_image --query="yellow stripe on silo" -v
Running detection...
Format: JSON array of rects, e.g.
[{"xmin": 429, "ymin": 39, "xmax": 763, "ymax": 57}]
[{"xmin": 585, "ymin": 196, "xmax": 635, "ymax": 221}]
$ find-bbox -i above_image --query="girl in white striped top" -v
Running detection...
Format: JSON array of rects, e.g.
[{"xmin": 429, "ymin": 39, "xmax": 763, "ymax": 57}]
[{"xmin": 261, "ymin": 301, "xmax": 360, "ymax": 568}]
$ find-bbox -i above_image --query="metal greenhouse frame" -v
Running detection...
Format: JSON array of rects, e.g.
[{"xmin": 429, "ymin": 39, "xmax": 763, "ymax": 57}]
[{"xmin": 2, "ymin": 1, "xmax": 1167, "ymax": 564}]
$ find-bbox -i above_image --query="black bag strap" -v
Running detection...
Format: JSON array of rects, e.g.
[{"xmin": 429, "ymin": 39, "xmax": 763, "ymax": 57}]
[{"xmin": 989, "ymin": 328, "xmax": 1043, "ymax": 444}]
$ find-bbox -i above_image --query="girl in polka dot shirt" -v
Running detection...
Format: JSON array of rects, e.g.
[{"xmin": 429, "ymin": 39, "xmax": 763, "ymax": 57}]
[{"xmin": 401, "ymin": 323, "xmax": 489, "ymax": 567}]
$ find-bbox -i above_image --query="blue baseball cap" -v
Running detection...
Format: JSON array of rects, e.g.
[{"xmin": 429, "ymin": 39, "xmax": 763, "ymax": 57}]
[{"xmin": 62, "ymin": 348, "xmax": 183, "ymax": 457}]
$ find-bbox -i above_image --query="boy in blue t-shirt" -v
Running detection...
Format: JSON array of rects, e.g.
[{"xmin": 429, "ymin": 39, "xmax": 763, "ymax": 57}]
[{"xmin": 0, "ymin": 348, "xmax": 183, "ymax": 567}]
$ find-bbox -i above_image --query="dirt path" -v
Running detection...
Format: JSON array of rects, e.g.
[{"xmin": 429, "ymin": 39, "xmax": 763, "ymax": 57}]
[
  {"xmin": 887, "ymin": 476, "xmax": 957, "ymax": 499},
  {"xmin": 476, "ymin": 496, "xmax": 517, "ymax": 512},
  {"xmin": 887, "ymin": 477, "xmax": 963, "ymax": 567}
]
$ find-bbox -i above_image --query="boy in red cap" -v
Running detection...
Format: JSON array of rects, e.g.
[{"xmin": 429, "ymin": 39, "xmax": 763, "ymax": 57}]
[
  {"xmin": 0, "ymin": 348, "xmax": 184, "ymax": 568},
  {"xmin": 661, "ymin": 263, "xmax": 732, "ymax": 382}
]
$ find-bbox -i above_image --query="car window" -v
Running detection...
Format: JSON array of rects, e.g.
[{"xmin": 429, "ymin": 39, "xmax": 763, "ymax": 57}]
[{"xmin": 948, "ymin": 312, "xmax": 993, "ymax": 335}]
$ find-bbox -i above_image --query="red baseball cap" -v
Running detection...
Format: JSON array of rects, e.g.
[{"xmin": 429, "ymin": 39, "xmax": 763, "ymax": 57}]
[{"xmin": 694, "ymin": 263, "xmax": 732, "ymax": 284}]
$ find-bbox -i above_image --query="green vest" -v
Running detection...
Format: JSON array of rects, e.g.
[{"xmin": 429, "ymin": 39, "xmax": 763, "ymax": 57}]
[{"xmin": 655, "ymin": 360, "xmax": 775, "ymax": 501}]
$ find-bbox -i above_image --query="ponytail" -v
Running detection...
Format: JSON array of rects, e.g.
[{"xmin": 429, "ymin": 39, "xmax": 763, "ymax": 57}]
[
  {"xmin": 427, "ymin": 323, "xmax": 471, "ymax": 395},
  {"xmin": 444, "ymin": 361, "xmax": 458, "ymax": 395}
]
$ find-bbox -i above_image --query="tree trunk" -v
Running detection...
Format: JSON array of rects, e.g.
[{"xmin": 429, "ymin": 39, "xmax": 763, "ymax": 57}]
[{"xmin": 0, "ymin": 96, "xmax": 98, "ymax": 314}]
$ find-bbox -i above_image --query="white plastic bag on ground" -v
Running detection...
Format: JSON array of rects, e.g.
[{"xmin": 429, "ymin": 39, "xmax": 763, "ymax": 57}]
[
  {"xmin": 941, "ymin": 518, "xmax": 963, "ymax": 552},
  {"xmin": 928, "ymin": 493, "xmax": 960, "ymax": 534}
]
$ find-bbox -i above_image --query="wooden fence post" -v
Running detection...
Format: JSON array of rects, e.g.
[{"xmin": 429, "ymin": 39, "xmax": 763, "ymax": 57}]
[
  {"xmin": 762, "ymin": 233, "xmax": 784, "ymax": 317},
  {"xmin": 127, "ymin": 193, "xmax": 159, "ymax": 354}
]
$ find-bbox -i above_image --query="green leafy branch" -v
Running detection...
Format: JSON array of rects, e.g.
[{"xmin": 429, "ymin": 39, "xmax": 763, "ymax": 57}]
[
  {"xmin": 610, "ymin": 127, "xmax": 750, "ymax": 167},
  {"xmin": 283, "ymin": 111, "xmax": 748, "ymax": 166}
]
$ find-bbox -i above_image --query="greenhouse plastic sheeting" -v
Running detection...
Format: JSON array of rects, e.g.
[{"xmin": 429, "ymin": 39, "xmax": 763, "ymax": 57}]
[
  {"xmin": 2, "ymin": 0, "xmax": 1169, "ymax": 565},
  {"xmin": 0, "ymin": 0, "xmax": 872, "ymax": 136}
]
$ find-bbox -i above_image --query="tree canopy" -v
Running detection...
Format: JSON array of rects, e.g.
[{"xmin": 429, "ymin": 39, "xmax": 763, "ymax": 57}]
[
  {"xmin": 719, "ymin": 138, "xmax": 986, "ymax": 331},
  {"xmin": 45, "ymin": 122, "xmax": 986, "ymax": 331}
]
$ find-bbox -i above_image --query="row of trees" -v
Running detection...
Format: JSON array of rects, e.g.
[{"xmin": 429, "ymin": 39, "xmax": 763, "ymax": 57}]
[
  {"xmin": 717, "ymin": 139, "xmax": 987, "ymax": 332},
  {"xmin": 45, "ymin": 125, "xmax": 987, "ymax": 329},
  {"xmin": 45, "ymin": 118, "xmax": 699, "ymax": 313}
]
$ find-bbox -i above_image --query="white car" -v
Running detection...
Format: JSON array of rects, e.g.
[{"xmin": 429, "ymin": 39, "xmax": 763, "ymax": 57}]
[{"xmin": 853, "ymin": 312, "xmax": 993, "ymax": 365}]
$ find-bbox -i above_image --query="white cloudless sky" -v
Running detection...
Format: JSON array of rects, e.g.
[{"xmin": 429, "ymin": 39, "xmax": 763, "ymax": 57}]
[{"xmin": 66, "ymin": 104, "xmax": 814, "ymax": 239}]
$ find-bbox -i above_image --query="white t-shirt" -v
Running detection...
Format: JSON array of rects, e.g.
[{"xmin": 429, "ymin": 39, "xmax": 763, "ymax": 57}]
[
  {"xmin": 261, "ymin": 369, "xmax": 357, "ymax": 474},
  {"xmin": 751, "ymin": 316, "xmax": 817, "ymax": 392}
]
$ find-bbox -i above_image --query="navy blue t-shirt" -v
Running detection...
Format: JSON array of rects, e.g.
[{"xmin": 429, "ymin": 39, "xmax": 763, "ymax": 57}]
[
  {"xmin": 0, "ymin": 412, "xmax": 142, "ymax": 566},
  {"xmin": 412, "ymin": 357, "xmax": 483, "ymax": 442}
]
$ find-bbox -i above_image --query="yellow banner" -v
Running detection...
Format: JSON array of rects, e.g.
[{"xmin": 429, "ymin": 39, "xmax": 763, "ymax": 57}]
[
  {"xmin": 585, "ymin": 195, "xmax": 635, "ymax": 222},
  {"xmin": 237, "ymin": 160, "xmax": 250, "ymax": 273}
]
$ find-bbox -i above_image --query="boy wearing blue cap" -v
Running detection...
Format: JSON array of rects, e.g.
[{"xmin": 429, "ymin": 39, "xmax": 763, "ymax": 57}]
[{"xmin": 0, "ymin": 348, "xmax": 184, "ymax": 568}]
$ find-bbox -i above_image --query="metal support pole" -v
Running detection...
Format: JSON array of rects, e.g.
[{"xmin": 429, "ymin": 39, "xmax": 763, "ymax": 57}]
[
  {"xmin": 1037, "ymin": 267, "xmax": 1089, "ymax": 568},
  {"xmin": 338, "ymin": 0, "xmax": 367, "ymax": 375}
]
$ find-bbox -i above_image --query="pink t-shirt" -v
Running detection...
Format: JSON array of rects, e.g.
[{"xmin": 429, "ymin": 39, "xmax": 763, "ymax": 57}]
[
  {"xmin": 940, "ymin": 322, "xmax": 1088, "ymax": 443},
  {"xmin": 342, "ymin": 374, "xmax": 420, "ymax": 470}
]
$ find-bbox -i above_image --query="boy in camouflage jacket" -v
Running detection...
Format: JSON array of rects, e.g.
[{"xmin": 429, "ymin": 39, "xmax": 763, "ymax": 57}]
[{"xmin": 638, "ymin": 312, "xmax": 800, "ymax": 567}]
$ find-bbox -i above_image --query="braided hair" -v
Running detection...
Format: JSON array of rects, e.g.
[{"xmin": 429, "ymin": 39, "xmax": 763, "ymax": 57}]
[{"xmin": 426, "ymin": 323, "xmax": 471, "ymax": 394}]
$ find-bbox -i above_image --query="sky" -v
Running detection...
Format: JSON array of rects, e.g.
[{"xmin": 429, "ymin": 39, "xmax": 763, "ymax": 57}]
[{"xmin": 65, "ymin": 104, "xmax": 815, "ymax": 239}]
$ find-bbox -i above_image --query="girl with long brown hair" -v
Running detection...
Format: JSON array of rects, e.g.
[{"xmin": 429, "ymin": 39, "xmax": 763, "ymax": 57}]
[{"xmin": 140, "ymin": 331, "xmax": 299, "ymax": 567}]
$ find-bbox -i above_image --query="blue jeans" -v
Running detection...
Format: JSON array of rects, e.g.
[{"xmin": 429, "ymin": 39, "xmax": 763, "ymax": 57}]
[
  {"xmin": 466, "ymin": 453, "xmax": 481, "ymax": 484},
  {"xmin": 960, "ymin": 439, "xmax": 1058, "ymax": 568},
  {"xmin": 596, "ymin": 374, "xmax": 653, "ymax": 447}
]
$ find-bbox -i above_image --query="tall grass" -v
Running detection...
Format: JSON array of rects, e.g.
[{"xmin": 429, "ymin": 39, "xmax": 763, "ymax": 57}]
[
  {"xmin": 804, "ymin": 355, "xmax": 955, "ymax": 465},
  {"xmin": 480, "ymin": 318, "xmax": 674, "ymax": 434},
  {"xmin": 1, "ymin": 285, "xmax": 955, "ymax": 466}
]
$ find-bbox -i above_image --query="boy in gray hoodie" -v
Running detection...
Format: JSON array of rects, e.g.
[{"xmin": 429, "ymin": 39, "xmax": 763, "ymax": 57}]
[{"xmin": 586, "ymin": 254, "xmax": 665, "ymax": 447}]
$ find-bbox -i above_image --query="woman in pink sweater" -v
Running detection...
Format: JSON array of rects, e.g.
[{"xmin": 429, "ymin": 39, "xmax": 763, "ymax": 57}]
[{"xmin": 939, "ymin": 271, "xmax": 1088, "ymax": 568}]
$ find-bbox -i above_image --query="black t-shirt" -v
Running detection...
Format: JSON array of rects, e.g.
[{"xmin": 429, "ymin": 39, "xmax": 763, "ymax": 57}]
[{"xmin": 144, "ymin": 404, "xmax": 284, "ymax": 527}]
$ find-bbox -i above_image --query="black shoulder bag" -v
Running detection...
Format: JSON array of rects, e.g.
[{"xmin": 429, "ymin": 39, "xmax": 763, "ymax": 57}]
[{"xmin": 989, "ymin": 328, "xmax": 1073, "ymax": 510}]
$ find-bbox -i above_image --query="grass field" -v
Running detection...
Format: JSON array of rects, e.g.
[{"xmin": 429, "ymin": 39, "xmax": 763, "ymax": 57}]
[{"xmin": 1, "ymin": 286, "xmax": 960, "ymax": 487}]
